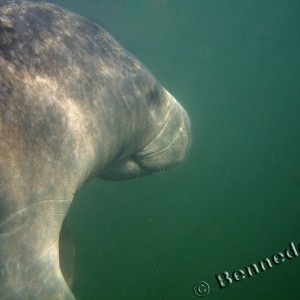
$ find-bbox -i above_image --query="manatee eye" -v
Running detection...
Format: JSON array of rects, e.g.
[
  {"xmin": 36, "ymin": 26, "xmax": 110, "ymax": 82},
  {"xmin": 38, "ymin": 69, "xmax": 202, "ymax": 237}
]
[{"xmin": 147, "ymin": 87, "xmax": 160, "ymax": 105}]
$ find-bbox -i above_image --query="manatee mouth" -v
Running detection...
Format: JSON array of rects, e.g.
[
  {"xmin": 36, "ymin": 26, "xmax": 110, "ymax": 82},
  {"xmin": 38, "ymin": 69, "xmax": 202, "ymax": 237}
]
[
  {"xmin": 101, "ymin": 106, "xmax": 191, "ymax": 181},
  {"xmin": 134, "ymin": 130, "xmax": 190, "ymax": 172},
  {"xmin": 134, "ymin": 101, "xmax": 191, "ymax": 172},
  {"xmin": 101, "ymin": 93, "xmax": 191, "ymax": 181},
  {"xmin": 100, "ymin": 156, "xmax": 151, "ymax": 180}
]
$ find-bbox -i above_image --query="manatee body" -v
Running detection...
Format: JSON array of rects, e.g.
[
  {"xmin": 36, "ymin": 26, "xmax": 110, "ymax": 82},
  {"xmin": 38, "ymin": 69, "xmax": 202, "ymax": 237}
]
[{"xmin": 0, "ymin": 1, "xmax": 191, "ymax": 299}]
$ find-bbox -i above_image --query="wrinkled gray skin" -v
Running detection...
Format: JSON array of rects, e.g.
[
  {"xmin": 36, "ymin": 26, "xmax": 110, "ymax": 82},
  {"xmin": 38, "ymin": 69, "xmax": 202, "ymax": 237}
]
[{"xmin": 0, "ymin": 1, "xmax": 191, "ymax": 299}]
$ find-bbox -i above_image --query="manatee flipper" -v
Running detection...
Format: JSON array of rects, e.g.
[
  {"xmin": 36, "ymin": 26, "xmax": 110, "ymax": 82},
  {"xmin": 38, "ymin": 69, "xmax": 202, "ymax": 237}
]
[
  {"xmin": 0, "ymin": 195, "xmax": 75, "ymax": 300},
  {"xmin": 59, "ymin": 220, "xmax": 76, "ymax": 290}
]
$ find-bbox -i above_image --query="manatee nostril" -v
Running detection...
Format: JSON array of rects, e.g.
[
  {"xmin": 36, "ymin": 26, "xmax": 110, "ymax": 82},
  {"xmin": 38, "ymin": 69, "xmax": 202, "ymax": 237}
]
[{"xmin": 147, "ymin": 87, "xmax": 160, "ymax": 105}]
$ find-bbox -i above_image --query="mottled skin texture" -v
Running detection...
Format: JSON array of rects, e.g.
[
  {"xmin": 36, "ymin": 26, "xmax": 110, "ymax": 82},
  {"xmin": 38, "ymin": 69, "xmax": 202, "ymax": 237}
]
[{"xmin": 0, "ymin": 1, "xmax": 191, "ymax": 299}]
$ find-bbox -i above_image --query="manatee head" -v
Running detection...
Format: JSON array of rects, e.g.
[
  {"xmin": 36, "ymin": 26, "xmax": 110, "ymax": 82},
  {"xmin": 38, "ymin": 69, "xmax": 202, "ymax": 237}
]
[
  {"xmin": 135, "ymin": 85, "xmax": 191, "ymax": 171},
  {"xmin": 100, "ymin": 73, "xmax": 191, "ymax": 180}
]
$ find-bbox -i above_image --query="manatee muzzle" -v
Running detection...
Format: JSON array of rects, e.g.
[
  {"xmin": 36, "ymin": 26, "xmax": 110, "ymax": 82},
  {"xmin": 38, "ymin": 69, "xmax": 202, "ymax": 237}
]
[{"xmin": 135, "ymin": 100, "xmax": 191, "ymax": 172}]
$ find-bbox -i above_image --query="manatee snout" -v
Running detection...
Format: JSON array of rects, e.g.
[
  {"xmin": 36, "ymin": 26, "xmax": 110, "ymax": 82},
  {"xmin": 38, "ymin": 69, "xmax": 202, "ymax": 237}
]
[
  {"xmin": 101, "ymin": 87, "xmax": 191, "ymax": 180},
  {"xmin": 135, "ymin": 89, "xmax": 191, "ymax": 172}
]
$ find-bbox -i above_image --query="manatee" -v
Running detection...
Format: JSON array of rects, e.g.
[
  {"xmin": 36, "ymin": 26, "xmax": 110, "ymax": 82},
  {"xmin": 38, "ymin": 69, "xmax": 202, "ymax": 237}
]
[{"xmin": 0, "ymin": 1, "xmax": 191, "ymax": 299}]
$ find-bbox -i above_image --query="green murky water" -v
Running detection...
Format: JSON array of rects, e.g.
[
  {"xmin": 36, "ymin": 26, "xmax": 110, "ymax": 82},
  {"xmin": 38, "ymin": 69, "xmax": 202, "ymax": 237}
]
[{"xmin": 52, "ymin": 1, "xmax": 300, "ymax": 299}]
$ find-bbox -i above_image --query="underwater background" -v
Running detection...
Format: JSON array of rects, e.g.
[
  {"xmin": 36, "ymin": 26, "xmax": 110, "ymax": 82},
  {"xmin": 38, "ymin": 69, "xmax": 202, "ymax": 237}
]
[{"xmin": 51, "ymin": 1, "xmax": 300, "ymax": 299}]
